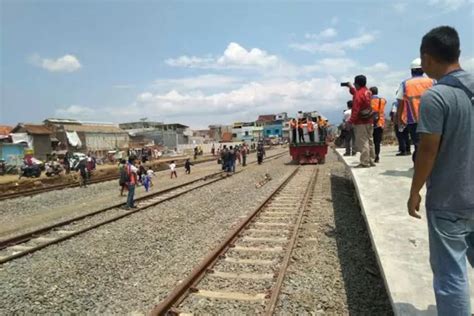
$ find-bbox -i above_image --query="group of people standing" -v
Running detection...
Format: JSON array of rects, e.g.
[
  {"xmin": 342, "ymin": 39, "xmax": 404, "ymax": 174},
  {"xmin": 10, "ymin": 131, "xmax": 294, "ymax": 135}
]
[
  {"xmin": 342, "ymin": 56, "xmax": 433, "ymax": 167},
  {"xmin": 343, "ymin": 26, "xmax": 473, "ymax": 316},
  {"xmin": 289, "ymin": 116, "xmax": 327, "ymax": 144},
  {"xmin": 219, "ymin": 143, "xmax": 249, "ymax": 172}
]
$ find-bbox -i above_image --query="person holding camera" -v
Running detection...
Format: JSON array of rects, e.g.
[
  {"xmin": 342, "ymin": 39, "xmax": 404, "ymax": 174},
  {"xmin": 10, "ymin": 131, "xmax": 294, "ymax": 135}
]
[
  {"xmin": 370, "ymin": 86, "xmax": 386, "ymax": 163},
  {"xmin": 343, "ymin": 75, "xmax": 375, "ymax": 168}
]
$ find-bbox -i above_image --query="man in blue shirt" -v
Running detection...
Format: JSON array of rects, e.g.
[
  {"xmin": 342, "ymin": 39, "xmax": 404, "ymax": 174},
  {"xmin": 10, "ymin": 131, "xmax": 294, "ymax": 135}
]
[{"xmin": 407, "ymin": 26, "xmax": 474, "ymax": 315}]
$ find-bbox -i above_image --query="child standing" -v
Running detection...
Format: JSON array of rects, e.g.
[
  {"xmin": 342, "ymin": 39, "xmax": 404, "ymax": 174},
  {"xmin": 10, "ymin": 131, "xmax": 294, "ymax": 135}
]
[
  {"xmin": 146, "ymin": 167, "xmax": 154, "ymax": 188},
  {"xmin": 170, "ymin": 161, "xmax": 177, "ymax": 179}
]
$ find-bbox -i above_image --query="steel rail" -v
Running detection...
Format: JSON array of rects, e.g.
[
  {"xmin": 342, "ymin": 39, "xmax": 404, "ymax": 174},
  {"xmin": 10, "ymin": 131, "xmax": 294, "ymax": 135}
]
[
  {"xmin": 0, "ymin": 151, "xmax": 288, "ymax": 264},
  {"xmin": 264, "ymin": 167, "xmax": 319, "ymax": 315},
  {"xmin": 0, "ymin": 171, "xmax": 224, "ymax": 250},
  {"xmin": 149, "ymin": 166, "xmax": 301, "ymax": 316}
]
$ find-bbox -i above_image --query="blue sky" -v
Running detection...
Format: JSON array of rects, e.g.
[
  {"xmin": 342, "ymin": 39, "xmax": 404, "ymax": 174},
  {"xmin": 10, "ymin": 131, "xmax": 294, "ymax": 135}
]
[{"xmin": 1, "ymin": 0, "xmax": 473, "ymax": 128}]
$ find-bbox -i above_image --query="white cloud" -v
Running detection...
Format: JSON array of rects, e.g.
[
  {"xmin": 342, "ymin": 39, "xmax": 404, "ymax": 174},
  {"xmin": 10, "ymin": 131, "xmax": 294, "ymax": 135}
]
[
  {"xmin": 153, "ymin": 74, "xmax": 243, "ymax": 91},
  {"xmin": 461, "ymin": 56, "xmax": 474, "ymax": 72},
  {"xmin": 305, "ymin": 28, "xmax": 338, "ymax": 40},
  {"xmin": 30, "ymin": 54, "xmax": 81, "ymax": 72},
  {"xmin": 217, "ymin": 42, "xmax": 279, "ymax": 68},
  {"xmin": 392, "ymin": 3, "xmax": 408, "ymax": 13},
  {"xmin": 165, "ymin": 56, "xmax": 214, "ymax": 68},
  {"xmin": 165, "ymin": 42, "xmax": 280, "ymax": 70},
  {"xmin": 290, "ymin": 33, "xmax": 377, "ymax": 56}
]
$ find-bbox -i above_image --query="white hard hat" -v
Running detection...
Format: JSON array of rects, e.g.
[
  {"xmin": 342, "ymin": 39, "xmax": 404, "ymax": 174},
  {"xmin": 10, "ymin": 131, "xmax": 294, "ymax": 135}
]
[{"xmin": 410, "ymin": 58, "xmax": 422, "ymax": 69}]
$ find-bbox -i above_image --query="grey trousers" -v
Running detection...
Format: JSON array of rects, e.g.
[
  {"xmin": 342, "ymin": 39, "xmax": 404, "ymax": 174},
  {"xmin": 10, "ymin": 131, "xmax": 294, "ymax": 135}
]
[{"xmin": 353, "ymin": 124, "xmax": 375, "ymax": 166}]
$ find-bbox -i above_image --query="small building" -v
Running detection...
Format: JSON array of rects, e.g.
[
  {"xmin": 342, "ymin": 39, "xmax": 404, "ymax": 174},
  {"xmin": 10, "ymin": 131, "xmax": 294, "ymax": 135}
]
[
  {"xmin": 0, "ymin": 143, "xmax": 26, "ymax": 165},
  {"xmin": 119, "ymin": 122, "xmax": 190, "ymax": 149},
  {"xmin": 44, "ymin": 118, "xmax": 129, "ymax": 157},
  {"xmin": 0, "ymin": 125, "xmax": 13, "ymax": 143},
  {"xmin": 10, "ymin": 124, "xmax": 53, "ymax": 160},
  {"xmin": 263, "ymin": 123, "xmax": 283, "ymax": 138}
]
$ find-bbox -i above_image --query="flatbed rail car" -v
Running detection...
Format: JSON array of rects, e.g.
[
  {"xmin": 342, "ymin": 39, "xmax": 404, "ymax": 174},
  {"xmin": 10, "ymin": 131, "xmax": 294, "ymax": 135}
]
[{"xmin": 289, "ymin": 142, "xmax": 328, "ymax": 164}]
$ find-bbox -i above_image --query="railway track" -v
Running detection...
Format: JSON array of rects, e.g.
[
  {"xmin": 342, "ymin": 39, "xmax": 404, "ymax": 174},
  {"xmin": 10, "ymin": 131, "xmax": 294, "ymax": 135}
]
[
  {"xmin": 151, "ymin": 164, "xmax": 319, "ymax": 315},
  {"xmin": 0, "ymin": 156, "xmax": 217, "ymax": 202},
  {"xmin": 0, "ymin": 151, "xmax": 287, "ymax": 265}
]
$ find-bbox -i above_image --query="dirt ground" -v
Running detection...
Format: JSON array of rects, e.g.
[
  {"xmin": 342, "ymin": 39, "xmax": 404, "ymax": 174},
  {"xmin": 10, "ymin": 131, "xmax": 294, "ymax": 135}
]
[{"xmin": 0, "ymin": 155, "xmax": 213, "ymax": 194}]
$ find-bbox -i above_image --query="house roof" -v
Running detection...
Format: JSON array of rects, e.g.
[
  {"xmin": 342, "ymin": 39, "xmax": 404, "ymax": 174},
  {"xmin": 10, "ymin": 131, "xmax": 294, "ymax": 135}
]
[
  {"xmin": 61, "ymin": 123, "xmax": 128, "ymax": 134},
  {"xmin": 44, "ymin": 118, "xmax": 81, "ymax": 125},
  {"xmin": 11, "ymin": 124, "xmax": 53, "ymax": 135},
  {"xmin": 0, "ymin": 125, "xmax": 13, "ymax": 136},
  {"xmin": 257, "ymin": 115, "xmax": 276, "ymax": 122}
]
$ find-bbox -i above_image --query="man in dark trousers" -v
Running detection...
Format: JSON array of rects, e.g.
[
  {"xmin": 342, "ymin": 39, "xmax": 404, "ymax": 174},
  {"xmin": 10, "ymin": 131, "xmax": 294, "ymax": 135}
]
[
  {"xmin": 290, "ymin": 118, "xmax": 297, "ymax": 144},
  {"xmin": 297, "ymin": 119, "xmax": 305, "ymax": 143},
  {"xmin": 77, "ymin": 158, "xmax": 88, "ymax": 187},
  {"xmin": 241, "ymin": 143, "xmax": 247, "ymax": 166},
  {"xmin": 257, "ymin": 141, "xmax": 265, "ymax": 164}
]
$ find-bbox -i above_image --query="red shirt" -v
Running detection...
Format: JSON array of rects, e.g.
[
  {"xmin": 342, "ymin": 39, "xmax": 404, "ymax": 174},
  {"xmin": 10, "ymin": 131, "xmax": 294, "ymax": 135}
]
[{"xmin": 348, "ymin": 86, "xmax": 373, "ymax": 125}]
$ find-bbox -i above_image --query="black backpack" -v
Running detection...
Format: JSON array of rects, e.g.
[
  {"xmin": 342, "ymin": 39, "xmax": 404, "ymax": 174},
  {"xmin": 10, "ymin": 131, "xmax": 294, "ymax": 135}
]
[{"xmin": 119, "ymin": 166, "xmax": 130, "ymax": 185}]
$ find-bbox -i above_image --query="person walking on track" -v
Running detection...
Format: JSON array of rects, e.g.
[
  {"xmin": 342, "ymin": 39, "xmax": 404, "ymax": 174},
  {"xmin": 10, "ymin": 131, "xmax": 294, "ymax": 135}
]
[
  {"xmin": 170, "ymin": 160, "xmax": 177, "ymax": 179},
  {"xmin": 407, "ymin": 26, "xmax": 474, "ymax": 316},
  {"xmin": 125, "ymin": 156, "xmax": 138, "ymax": 209}
]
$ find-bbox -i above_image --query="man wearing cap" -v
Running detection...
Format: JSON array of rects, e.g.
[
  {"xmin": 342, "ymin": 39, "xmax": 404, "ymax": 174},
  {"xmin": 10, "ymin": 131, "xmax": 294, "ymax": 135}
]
[{"xmin": 396, "ymin": 58, "xmax": 434, "ymax": 162}]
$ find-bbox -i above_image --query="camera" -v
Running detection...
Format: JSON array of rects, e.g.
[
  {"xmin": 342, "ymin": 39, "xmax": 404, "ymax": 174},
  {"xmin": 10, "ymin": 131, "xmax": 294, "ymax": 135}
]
[{"xmin": 340, "ymin": 82, "xmax": 350, "ymax": 87}]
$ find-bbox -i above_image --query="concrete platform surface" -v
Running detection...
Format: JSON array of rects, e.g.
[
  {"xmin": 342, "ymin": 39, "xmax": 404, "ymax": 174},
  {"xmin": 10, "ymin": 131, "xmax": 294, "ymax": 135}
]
[{"xmin": 336, "ymin": 146, "xmax": 474, "ymax": 316}]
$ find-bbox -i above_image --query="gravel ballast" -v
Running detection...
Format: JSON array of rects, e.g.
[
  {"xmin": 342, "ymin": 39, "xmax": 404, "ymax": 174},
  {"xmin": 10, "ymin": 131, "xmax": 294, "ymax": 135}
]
[
  {"xmin": 0, "ymin": 153, "xmax": 295, "ymax": 314},
  {"xmin": 274, "ymin": 150, "xmax": 393, "ymax": 315},
  {"xmin": 0, "ymin": 149, "xmax": 285, "ymax": 241}
]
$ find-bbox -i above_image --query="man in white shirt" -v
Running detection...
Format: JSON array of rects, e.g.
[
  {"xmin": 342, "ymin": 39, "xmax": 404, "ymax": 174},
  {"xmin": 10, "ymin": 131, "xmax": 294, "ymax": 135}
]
[{"xmin": 343, "ymin": 101, "xmax": 355, "ymax": 156}]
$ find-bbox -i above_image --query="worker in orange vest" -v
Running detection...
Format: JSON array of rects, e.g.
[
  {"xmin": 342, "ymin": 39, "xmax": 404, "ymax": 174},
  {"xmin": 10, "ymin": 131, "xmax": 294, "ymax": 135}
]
[
  {"xmin": 396, "ymin": 58, "xmax": 434, "ymax": 161},
  {"xmin": 307, "ymin": 117, "xmax": 315, "ymax": 142},
  {"xmin": 297, "ymin": 119, "xmax": 305, "ymax": 143},
  {"xmin": 370, "ymin": 86, "xmax": 386, "ymax": 163},
  {"xmin": 317, "ymin": 116, "xmax": 327, "ymax": 142},
  {"xmin": 289, "ymin": 118, "xmax": 297, "ymax": 144}
]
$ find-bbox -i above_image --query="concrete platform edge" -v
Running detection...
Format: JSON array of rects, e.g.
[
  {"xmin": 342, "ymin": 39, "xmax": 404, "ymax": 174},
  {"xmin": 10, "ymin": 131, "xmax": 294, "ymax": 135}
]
[{"xmin": 333, "ymin": 148, "xmax": 397, "ymax": 314}]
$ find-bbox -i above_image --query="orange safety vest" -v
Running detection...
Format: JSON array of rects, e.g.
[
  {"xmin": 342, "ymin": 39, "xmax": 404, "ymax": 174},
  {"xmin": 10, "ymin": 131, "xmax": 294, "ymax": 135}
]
[
  {"xmin": 401, "ymin": 77, "xmax": 433, "ymax": 124},
  {"xmin": 371, "ymin": 97, "xmax": 386, "ymax": 128},
  {"xmin": 298, "ymin": 121, "xmax": 304, "ymax": 129},
  {"xmin": 290, "ymin": 120, "xmax": 297, "ymax": 129},
  {"xmin": 307, "ymin": 120, "xmax": 314, "ymax": 132}
]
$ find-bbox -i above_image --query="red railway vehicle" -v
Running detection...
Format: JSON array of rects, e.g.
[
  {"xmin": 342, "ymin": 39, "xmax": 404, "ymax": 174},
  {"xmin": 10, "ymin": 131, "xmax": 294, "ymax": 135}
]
[
  {"xmin": 289, "ymin": 143, "xmax": 328, "ymax": 164},
  {"xmin": 288, "ymin": 110, "xmax": 329, "ymax": 164}
]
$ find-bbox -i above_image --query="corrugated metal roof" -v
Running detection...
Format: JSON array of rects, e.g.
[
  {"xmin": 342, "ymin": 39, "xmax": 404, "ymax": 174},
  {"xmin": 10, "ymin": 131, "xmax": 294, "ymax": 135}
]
[
  {"xmin": 11, "ymin": 124, "xmax": 53, "ymax": 135},
  {"xmin": 62, "ymin": 124, "xmax": 128, "ymax": 134},
  {"xmin": 0, "ymin": 125, "xmax": 13, "ymax": 136},
  {"xmin": 257, "ymin": 115, "xmax": 276, "ymax": 122}
]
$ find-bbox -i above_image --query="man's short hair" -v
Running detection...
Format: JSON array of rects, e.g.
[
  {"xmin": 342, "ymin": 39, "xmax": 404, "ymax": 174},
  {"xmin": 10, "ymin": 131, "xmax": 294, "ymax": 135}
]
[
  {"xmin": 369, "ymin": 86, "xmax": 378, "ymax": 95},
  {"xmin": 420, "ymin": 26, "xmax": 460, "ymax": 63},
  {"xmin": 354, "ymin": 75, "xmax": 367, "ymax": 87},
  {"xmin": 347, "ymin": 100, "xmax": 353, "ymax": 108}
]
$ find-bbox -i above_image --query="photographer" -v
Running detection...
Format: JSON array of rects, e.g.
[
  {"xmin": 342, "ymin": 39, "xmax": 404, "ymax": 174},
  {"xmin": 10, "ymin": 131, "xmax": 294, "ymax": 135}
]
[{"xmin": 343, "ymin": 75, "xmax": 376, "ymax": 168}]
